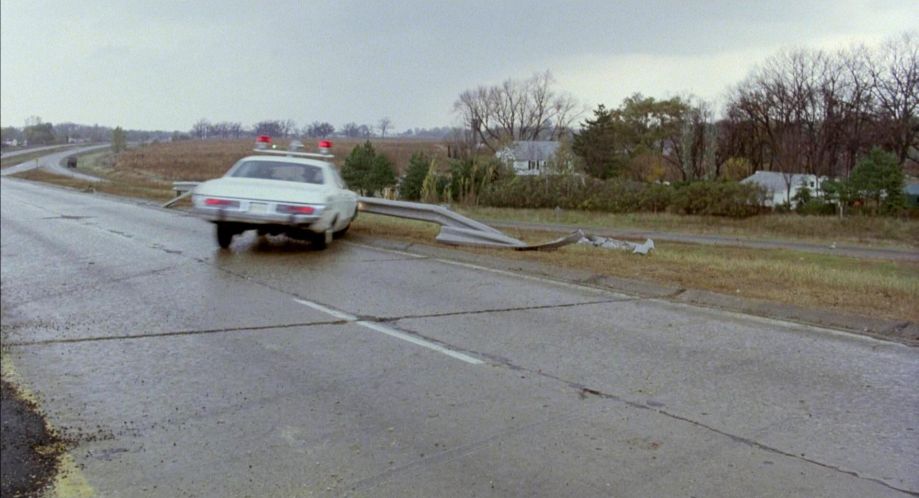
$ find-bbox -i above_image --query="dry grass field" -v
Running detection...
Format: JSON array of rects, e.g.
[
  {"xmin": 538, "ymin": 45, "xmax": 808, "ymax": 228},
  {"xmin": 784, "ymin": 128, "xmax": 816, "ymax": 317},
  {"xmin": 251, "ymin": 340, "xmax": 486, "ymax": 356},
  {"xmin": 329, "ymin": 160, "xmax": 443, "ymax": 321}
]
[{"xmin": 115, "ymin": 138, "xmax": 449, "ymax": 182}]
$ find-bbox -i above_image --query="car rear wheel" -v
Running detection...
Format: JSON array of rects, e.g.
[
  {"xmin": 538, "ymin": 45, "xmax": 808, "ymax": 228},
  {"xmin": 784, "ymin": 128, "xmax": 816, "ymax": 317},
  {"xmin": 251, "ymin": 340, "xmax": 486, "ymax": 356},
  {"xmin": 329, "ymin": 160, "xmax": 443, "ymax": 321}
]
[
  {"xmin": 334, "ymin": 209, "xmax": 356, "ymax": 239},
  {"xmin": 216, "ymin": 223, "xmax": 235, "ymax": 249},
  {"xmin": 333, "ymin": 220, "xmax": 350, "ymax": 239},
  {"xmin": 311, "ymin": 228, "xmax": 332, "ymax": 250}
]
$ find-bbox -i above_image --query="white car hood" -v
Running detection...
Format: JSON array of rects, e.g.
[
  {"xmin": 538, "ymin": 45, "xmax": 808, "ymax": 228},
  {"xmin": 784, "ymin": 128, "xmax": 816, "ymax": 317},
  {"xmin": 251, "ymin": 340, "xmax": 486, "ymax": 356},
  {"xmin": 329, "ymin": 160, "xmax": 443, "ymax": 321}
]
[{"xmin": 194, "ymin": 177, "xmax": 328, "ymax": 204}]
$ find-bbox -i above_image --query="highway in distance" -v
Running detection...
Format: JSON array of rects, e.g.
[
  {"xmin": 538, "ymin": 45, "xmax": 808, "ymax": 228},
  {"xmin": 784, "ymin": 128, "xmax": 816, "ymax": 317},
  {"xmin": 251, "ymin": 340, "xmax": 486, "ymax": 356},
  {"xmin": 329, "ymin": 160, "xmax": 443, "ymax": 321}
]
[{"xmin": 1, "ymin": 177, "xmax": 917, "ymax": 497}]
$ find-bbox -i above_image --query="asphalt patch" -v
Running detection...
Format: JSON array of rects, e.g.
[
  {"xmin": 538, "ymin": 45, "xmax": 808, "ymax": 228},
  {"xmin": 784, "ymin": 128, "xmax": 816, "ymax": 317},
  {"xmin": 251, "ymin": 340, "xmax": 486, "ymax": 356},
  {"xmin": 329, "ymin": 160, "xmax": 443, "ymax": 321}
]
[{"xmin": 1, "ymin": 379, "xmax": 63, "ymax": 497}]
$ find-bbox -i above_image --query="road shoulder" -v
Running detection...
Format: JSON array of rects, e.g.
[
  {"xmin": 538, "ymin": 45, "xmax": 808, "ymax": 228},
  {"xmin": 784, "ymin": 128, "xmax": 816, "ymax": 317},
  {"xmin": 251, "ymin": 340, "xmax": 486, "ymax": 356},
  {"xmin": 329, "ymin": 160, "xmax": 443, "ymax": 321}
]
[{"xmin": 347, "ymin": 234, "xmax": 919, "ymax": 346}]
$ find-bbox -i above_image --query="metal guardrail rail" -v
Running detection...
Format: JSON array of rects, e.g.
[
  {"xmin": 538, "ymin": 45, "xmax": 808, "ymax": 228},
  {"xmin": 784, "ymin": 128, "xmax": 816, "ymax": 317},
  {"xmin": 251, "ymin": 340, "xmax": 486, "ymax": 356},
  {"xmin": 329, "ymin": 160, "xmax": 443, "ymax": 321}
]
[
  {"xmin": 166, "ymin": 181, "xmax": 579, "ymax": 250},
  {"xmin": 356, "ymin": 197, "xmax": 582, "ymax": 250}
]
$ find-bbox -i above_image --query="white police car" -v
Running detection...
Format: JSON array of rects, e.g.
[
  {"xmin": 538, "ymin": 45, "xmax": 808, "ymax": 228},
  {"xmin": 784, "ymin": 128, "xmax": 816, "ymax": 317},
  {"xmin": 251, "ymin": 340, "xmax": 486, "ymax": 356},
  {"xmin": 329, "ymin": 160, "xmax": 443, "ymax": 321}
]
[{"xmin": 192, "ymin": 137, "xmax": 358, "ymax": 249}]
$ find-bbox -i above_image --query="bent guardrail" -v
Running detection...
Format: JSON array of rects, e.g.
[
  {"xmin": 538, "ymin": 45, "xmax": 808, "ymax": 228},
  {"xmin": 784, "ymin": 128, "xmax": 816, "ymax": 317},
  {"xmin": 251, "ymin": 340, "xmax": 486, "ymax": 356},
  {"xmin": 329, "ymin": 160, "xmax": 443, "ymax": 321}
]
[
  {"xmin": 355, "ymin": 197, "xmax": 580, "ymax": 250},
  {"xmin": 166, "ymin": 181, "xmax": 579, "ymax": 250}
]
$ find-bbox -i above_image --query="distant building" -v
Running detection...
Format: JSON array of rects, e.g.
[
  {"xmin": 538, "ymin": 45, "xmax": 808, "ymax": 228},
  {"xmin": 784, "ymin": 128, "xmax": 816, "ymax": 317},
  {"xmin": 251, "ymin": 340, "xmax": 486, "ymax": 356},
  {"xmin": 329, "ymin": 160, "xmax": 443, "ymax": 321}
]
[
  {"xmin": 905, "ymin": 183, "xmax": 919, "ymax": 208},
  {"xmin": 741, "ymin": 171, "xmax": 826, "ymax": 208},
  {"xmin": 496, "ymin": 141, "xmax": 560, "ymax": 176}
]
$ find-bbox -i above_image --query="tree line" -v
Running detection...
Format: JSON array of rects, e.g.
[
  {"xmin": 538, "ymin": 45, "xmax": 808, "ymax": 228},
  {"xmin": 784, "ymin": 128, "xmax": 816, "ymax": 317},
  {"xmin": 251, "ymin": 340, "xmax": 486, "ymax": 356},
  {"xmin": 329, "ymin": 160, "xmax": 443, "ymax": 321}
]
[
  {"xmin": 452, "ymin": 32, "xmax": 917, "ymax": 184},
  {"xmin": 722, "ymin": 32, "xmax": 917, "ymax": 179},
  {"xmin": 1, "ymin": 118, "xmax": 169, "ymax": 146},
  {"xmin": 185, "ymin": 118, "xmax": 454, "ymax": 141}
]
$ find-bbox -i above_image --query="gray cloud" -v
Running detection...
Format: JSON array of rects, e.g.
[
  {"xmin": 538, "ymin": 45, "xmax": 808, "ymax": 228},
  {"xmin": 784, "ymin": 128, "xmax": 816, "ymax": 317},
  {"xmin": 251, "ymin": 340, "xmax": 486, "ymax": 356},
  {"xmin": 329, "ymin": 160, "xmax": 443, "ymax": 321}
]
[{"xmin": 2, "ymin": 0, "xmax": 916, "ymax": 131}]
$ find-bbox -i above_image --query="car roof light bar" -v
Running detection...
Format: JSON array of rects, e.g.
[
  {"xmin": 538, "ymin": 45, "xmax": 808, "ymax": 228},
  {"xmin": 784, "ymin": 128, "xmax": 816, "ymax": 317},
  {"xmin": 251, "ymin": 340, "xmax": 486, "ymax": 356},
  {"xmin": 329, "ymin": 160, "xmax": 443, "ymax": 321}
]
[{"xmin": 253, "ymin": 149, "xmax": 335, "ymax": 159}]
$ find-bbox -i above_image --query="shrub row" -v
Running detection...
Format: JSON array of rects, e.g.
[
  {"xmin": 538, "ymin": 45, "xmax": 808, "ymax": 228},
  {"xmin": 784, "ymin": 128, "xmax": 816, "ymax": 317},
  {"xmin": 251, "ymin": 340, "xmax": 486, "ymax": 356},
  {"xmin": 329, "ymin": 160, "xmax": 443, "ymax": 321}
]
[{"xmin": 478, "ymin": 176, "xmax": 765, "ymax": 218}]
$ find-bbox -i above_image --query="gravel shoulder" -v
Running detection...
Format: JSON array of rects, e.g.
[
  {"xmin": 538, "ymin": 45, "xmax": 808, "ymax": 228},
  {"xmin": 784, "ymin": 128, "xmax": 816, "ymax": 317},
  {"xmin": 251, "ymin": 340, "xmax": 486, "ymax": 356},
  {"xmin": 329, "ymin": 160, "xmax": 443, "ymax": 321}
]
[{"xmin": 0, "ymin": 380, "xmax": 64, "ymax": 498}]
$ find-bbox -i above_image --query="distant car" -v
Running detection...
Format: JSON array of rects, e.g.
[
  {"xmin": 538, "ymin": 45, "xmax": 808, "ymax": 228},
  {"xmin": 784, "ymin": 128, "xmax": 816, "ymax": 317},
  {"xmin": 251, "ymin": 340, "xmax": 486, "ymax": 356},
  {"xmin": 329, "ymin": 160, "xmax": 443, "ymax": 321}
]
[{"xmin": 191, "ymin": 138, "xmax": 358, "ymax": 249}]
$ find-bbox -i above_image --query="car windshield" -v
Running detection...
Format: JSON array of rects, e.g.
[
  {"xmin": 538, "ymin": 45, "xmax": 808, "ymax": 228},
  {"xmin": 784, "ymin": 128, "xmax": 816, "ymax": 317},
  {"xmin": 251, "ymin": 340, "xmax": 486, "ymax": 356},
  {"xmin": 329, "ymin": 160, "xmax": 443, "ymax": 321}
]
[{"xmin": 230, "ymin": 160, "xmax": 324, "ymax": 185}]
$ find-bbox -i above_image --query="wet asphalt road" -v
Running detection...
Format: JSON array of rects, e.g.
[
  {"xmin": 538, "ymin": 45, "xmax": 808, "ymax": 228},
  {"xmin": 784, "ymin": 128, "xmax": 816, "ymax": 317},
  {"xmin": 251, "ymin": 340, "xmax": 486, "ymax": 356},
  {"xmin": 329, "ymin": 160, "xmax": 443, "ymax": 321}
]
[
  {"xmin": 1, "ymin": 178, "xmax": 917, "ymax": 497},
  {"xmin": 0, "ymin": 144, "xmax": 109, "ymax": 182},
  {"xmin": 1, "ymin": 145, "xmax": 72, "ymax": 159}
]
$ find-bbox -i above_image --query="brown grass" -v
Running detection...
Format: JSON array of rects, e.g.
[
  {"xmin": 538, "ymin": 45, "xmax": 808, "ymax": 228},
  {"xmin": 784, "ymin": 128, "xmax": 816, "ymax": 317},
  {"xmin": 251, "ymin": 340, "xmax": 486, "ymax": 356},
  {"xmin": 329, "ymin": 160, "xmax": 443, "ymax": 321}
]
[
  {"xmin": 352, "ymin": 214, "xmax": 919, "ymax": 322},
  {"xmin": 460, "ymin": 207, "xmax": 919, "ymax": 249},
  {"xmin": 115, "ymin": 138, "xmax": 448, "ymax": 182}
]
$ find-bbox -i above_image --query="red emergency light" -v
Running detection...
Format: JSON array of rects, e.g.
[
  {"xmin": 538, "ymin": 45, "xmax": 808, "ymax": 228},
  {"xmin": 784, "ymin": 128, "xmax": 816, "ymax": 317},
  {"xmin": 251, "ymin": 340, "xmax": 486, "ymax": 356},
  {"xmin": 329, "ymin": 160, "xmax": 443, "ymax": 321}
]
[
  {"xmin": 255, "ymin": 135, "xmax": 272, "ymax": 150},
  {"xmin": 318, "ymin": 140, "xmax": 332, "ymax": 154}
]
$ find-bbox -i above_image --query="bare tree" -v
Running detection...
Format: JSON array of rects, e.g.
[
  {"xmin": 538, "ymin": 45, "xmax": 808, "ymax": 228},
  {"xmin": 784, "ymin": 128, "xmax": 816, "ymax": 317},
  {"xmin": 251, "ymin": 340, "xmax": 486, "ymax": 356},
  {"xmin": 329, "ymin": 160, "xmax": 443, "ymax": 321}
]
[
  {"xmin": 869, "ymin": 32, "xmax": 919, "ymax": 164},
  {"xmin": 723, "ymin": 32, "xmax": 917, "ymax": 179},
  {"xmin": 378, "ymin": 117, "xmax": 392, "ymax": 138},
  {"xmin": 278, "ymin": 119, "xmax": 297, "ymax": 138},
  {"xmin": 342, "ymin": 122, "xmax": 362, "ymax": 138},
  {"xmin": 663, "ymin": 96, "xmax": 718, "ymax": 181},
  {"xmin": 228, "ymin": 122, "xmax": 243, "ymax": 138},
  {"xmin": 304, "ymin": 121, "xmax": 335, "ymax": 138},
  {"xmin": 453, "ymin": 70, "xmax": 580, "ymax": 151},
  {"xmin": 191, "ymin": 118, "xmax": 211, "ymax": 139},
  {"xmin": 254, "ymin": 120, "xmax": 283, "ymax": 137}
]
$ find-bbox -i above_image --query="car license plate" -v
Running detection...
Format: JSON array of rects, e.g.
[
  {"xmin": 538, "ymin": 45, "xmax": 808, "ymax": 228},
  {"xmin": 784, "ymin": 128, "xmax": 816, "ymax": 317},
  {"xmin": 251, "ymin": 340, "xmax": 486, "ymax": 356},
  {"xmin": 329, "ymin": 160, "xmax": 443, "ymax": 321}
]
[{"xmin": 249, "ymin": 202, "xmax": 268, "ymax": 214}]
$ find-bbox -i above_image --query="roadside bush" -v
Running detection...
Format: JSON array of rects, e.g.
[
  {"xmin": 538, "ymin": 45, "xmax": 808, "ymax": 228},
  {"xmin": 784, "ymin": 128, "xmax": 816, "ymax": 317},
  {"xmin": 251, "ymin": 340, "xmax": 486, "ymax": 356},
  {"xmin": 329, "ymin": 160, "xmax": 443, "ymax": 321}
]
[
  {"xmin": 670, "ymin": 181, "xmax": 764, "ymax": 217},
  {"xmin": 796, "ymin": 198, "xmax": 837, "ymax": 216},
  {"xmin": 478, "ymin": 176, "xmax": 764, "ymax": 218},
  {"xmin": 399, "ymin": 152, "xmax": 430, "ymax": 201}
]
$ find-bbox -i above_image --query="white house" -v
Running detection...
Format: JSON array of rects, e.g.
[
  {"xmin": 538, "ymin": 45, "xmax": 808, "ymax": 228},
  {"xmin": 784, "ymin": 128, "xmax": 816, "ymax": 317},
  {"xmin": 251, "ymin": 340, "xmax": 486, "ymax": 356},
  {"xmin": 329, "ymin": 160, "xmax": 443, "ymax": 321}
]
[
  {"xmin": 741, "ymin": 171, "xmax": 826, "ymax": 207},
  {"xmin": 496, "ymin": 141, "xmax": 560, "ymax": 176}
]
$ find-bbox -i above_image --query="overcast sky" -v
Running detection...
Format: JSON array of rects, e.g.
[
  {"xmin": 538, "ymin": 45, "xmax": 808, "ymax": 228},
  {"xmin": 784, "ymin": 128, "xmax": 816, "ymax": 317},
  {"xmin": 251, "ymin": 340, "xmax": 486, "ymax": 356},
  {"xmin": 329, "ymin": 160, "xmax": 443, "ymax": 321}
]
[{"xmin": 2, "ymin": 0, "xmax": 917, "ymax": 132}]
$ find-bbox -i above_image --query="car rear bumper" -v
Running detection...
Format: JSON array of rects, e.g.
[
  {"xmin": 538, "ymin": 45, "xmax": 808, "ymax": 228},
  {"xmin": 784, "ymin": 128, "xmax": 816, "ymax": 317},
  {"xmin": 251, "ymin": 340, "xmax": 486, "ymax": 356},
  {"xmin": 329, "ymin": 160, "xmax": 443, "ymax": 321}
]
[{"xmin": 192, "ymin": 207, "xmax": 322, "ymax": 227}]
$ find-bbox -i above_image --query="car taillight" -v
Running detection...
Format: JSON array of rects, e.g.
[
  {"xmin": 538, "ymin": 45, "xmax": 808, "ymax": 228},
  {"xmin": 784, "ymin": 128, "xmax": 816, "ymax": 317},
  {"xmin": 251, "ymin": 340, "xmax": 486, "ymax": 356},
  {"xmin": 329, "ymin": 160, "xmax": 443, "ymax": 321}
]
[
  {"xmin": 277, "ymin": 204, "xmax": 315, "ymax": 215},
  {"xmin": 204, "ymin": 198, "xmax": 240, "ymax": 208}
]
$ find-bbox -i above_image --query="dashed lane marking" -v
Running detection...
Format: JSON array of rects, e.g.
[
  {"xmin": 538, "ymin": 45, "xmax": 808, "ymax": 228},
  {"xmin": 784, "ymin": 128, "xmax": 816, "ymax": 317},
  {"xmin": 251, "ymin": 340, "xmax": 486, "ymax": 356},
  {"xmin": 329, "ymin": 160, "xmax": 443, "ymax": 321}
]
[{"xmin": 292, "ymin": 298, "xmax": 483, "ymax": 365}]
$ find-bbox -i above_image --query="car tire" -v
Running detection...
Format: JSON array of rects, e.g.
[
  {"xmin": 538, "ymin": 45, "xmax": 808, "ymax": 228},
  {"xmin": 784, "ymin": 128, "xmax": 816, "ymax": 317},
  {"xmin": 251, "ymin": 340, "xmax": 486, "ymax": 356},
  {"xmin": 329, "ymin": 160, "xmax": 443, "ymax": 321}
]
[
  {"xmin": 216, "ymin": 223, "xmax": 235, "ymax": 249},
  {"xmin": 333, "ymin": 220, "xmax": 351, "ymax": 239},
  {"xmin": 312, "ymin": 228, "xmax": 332, "ymax": 250}
]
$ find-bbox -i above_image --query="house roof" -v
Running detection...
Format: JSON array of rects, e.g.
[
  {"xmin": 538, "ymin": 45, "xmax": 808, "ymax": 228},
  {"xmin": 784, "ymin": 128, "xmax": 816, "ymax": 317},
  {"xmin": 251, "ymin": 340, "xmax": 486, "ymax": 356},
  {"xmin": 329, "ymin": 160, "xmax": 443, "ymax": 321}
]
[
  {"xmin": 741, "ymin": 171, "xmax": 817, "ymax": 192},
  {"xmin": 498, "ymin": 141, "xmax": 560, "ymax": 162}
]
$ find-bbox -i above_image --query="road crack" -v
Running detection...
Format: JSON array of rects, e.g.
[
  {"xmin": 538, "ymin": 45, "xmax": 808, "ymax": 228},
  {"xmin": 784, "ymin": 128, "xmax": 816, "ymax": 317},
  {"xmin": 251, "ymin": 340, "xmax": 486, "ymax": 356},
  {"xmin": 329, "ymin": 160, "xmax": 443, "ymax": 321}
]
[{"xmin": 460, "ymin": 349, "xmax": 919, "ymax": 496}]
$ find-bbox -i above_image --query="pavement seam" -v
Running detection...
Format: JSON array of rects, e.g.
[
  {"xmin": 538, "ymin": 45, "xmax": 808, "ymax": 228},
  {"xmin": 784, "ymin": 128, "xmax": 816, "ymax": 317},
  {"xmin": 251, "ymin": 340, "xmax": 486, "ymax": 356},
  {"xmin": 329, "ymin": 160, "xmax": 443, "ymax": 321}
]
[
  {"xmin": 1, "ymin": 320, "xmax": 349, "ymax": 347},
  {"xmin": 374, "ymin": 297, "xmax": 637, "ymax": 322}
]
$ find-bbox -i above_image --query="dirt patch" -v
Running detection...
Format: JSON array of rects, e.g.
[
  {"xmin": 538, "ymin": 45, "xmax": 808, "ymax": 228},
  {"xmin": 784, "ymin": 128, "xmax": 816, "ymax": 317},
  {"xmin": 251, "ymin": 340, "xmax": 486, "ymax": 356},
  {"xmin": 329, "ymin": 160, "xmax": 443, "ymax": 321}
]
[{"xmin": 0, "ymin": 379, "xmax": 65, "ymax": 497}]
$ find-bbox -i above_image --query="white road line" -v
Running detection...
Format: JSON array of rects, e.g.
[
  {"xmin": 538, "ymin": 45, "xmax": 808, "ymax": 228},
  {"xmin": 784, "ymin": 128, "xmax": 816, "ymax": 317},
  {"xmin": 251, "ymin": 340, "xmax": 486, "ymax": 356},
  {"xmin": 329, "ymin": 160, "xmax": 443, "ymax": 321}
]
[
  {"xmin": 293, "ymin": 298, "xmax": 483, "ymax": 365},
  {"xmin": 293, "ymin": 298, "xmax": 357, "ymax": 321},
  {"xmin": 343, "ymin": 241, "xmax": 427, "ymax": 259},
  {"xmin": 355, "ymin": 321, "xmax": 484, "ymax": 365}
]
